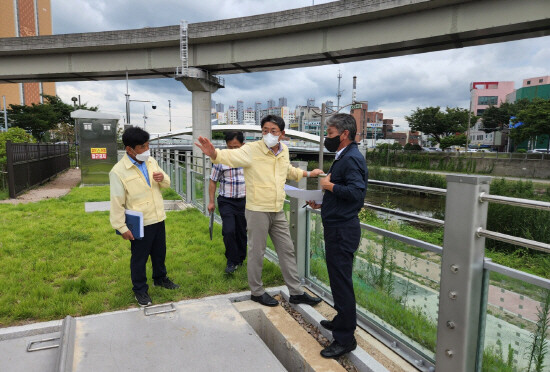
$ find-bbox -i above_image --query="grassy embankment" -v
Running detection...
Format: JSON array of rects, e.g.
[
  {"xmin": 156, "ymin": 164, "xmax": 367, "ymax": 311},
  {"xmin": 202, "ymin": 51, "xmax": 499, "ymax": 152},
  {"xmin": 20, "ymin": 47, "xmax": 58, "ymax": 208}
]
[{"xmin": 0, "ymin": 186, "xmax": 284, "ymax": 326}]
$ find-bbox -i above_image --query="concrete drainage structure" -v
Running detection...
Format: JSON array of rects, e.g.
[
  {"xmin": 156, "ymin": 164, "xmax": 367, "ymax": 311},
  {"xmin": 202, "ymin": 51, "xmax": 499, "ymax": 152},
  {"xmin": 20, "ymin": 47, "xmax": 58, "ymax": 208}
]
[{"xmin": 0, "ymin": 287, "xmax": 389, "ymax": 372}]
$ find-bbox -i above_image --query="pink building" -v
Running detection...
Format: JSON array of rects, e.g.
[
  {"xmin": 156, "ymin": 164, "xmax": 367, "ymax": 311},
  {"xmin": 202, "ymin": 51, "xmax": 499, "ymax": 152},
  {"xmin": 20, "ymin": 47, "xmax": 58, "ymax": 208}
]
[
  {"xmin": 523, "ymin": 76, "xmax": 550, "ymax": 87},
  {"xmin": 469, "ymin": 81, "xmax": 515, "ymax": 116}
]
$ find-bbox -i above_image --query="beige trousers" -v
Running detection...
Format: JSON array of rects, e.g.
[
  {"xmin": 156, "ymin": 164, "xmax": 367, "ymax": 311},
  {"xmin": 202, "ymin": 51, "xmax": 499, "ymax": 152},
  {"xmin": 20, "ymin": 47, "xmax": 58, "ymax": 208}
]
[{"xmin": 245, "ymin": 209, "xmax": 303, "ymax": 296}]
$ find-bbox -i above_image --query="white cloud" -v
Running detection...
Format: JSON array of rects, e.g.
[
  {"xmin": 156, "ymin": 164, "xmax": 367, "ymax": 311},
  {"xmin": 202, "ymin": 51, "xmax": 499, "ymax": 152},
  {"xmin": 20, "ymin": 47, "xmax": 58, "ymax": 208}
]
[{"xmin": 51, "ymin": 0, "xmax": 550, "ymax": 133}]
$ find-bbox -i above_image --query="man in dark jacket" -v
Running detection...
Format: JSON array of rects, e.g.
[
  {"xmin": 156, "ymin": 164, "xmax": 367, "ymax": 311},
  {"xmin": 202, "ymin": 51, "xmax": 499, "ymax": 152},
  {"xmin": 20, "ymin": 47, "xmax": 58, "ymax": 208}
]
[{"xmin": 307, "ymin": 113, "xmax": 368, "ymax": 358}]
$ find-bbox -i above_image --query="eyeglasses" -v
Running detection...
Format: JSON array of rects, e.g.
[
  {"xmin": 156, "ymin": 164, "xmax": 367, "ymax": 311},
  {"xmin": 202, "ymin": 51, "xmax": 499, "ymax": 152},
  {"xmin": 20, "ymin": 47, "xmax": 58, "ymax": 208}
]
[{"xmin": 262, "ymin": 128, "xmax": 281, "ymax": 135}]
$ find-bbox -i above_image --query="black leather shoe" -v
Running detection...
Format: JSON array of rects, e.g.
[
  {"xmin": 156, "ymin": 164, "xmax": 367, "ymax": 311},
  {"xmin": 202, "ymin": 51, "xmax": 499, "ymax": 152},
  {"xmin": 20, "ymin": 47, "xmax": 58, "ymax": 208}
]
[
  {"xmin": 225, "ymin": 262, "xmax": 238, "ymax": 274},
  {"xmin": 321, "ymin": 338, "xmax": 357, "ymax": 359},
  {"xmin": 289, "ymin": 292, "xmax": 322, "ymax": 306},
  {"xmin": 251, "ymin": 293, "xmax": 278, "ymax": 307},
  {"xmin": 320, "ymin": 319, "xmax": 335, "ymax": 331}
]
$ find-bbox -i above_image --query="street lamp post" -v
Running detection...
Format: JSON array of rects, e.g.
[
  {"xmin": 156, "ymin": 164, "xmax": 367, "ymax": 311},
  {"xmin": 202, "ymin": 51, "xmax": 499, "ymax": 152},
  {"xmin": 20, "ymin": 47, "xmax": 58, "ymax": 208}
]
[
  {"xmin": 168, "ymin": 99, "xmax": 172, "ymax": 132},
  {"xmin": 2, "ymin": 95, "xmax": 7, "ymax": 132},
  {"xmin": 125, "ymin": 71, "xmax": 156, "ymax": 127}
]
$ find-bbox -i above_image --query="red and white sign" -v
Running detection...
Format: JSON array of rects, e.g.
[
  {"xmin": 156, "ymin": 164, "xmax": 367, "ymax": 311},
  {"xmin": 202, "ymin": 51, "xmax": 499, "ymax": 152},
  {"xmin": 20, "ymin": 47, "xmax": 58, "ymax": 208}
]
[{"xmin": 91, "ymin": 148, "xmax": 107, "ymax": 160}]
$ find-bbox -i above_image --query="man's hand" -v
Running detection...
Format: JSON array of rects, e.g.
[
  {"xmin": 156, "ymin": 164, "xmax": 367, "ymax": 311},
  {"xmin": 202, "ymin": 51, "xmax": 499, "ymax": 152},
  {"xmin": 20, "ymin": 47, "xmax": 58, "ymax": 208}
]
[
  {"xmin": 306, "ymin": 200, "xmax": 322, "ymax": 209},
  {"xmin": 207, "ymin": 201, "xmax": 215, "ymax": 213},
  {"xmin": 195, "ymin": 136, "xmax": 217, "ymax": 159},
  {"xmin": 309, "ymin": 169, "xmax": 324, "ymax": 177},
  {"xmin": 153, "ymin": 171, "xmax": 164, "ymax": 182},
  {"xmin": 121, "ymin": 230, "xmax": 135, "ymax": 240},
  {"xmin": 320, "ymin": 173, "xmax": 334, "ymax": 192}
]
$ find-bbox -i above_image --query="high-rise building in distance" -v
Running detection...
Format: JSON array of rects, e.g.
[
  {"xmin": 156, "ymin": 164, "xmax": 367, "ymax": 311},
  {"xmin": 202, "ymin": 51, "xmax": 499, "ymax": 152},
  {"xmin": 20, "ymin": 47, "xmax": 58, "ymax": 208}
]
[
  {"xmin": 278, "ymin": 97, "xmax": 287, "ymax": 107},
  {"xmin": 236, "ymin": 100, "xmax": 244, "ymax": 124},
  {"xmin": 267, "ymin": 99, "xmax": 275, "ymax": 109},
  {"xmin": 0, "ymin": 0, "xmax": 56, "ymax": 109}
]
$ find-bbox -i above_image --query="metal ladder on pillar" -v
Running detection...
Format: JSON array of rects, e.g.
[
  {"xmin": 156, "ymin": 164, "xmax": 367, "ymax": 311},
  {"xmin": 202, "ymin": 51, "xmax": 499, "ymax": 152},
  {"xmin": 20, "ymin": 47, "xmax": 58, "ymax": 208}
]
[
  {"xmin": 174, "ymin": 20, "xmax": 225, "ymax": 88},
  {"xmin": 179, "ymin": 20, "xmax": 189, "ymax": 77}
]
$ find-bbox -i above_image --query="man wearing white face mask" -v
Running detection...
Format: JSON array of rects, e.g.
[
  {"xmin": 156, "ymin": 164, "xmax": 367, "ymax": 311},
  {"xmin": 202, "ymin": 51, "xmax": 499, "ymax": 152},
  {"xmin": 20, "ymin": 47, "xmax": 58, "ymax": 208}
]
[
  {"xmin": 196, "ymin": 115, "xmax": 324, "ymax": 307},
  {"xmin": 110, "ymin": 126, "xmax": 179, "ymax": 307}
]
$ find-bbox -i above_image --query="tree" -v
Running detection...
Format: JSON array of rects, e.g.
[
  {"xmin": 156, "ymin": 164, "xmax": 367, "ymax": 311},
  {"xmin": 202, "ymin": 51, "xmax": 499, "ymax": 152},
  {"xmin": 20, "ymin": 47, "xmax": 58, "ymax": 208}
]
[
  {"xmin": 7, "ymin": 95, "xmax": 98, "ymax": 142},
  {"xmin": 481, "ymin": 105, "xmax": 509, "ymax": 133},
  {"xmin": 405, "ymin": 106, "xmax": 473, "ymax": 145},
  {"xmin": 8, "ymin": 103, "xmax": 59, "ymax": 141},
  {"xmin": 511, "ymin": 98, "xmax": 550, "ymax": 150},
  {"xmin": 0, "ymin": 127, "xmax": 35, "ymax": 169},
  {"xmin": 440, "ymin": 134, "xmax": 466, "ymax": 149},
  {"xmin": 404, "ymin": 143, "xmax": 422, "ymax": 151}
]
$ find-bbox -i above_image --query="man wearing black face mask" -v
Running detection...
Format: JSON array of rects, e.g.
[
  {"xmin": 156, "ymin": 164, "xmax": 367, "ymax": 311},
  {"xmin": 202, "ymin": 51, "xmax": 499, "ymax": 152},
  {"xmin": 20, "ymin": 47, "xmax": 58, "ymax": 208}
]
[{"xmin": 307, "ymin": 113, "xmax": 368, "ymax": 359}]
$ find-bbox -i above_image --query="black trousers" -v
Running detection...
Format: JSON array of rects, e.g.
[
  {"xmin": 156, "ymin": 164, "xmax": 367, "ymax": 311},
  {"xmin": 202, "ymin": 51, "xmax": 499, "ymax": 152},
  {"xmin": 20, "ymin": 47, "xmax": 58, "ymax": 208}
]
[
  {"xmin": 323, "ymin": 221, "xmax": 361, "ymax": 345},
  {"xmin": 130, "ymin": 221, "xmax": 168, "ymax": 294},
  {"xmin": 218, "ymin": 195, "xmax": 247, "ymax": 265}
]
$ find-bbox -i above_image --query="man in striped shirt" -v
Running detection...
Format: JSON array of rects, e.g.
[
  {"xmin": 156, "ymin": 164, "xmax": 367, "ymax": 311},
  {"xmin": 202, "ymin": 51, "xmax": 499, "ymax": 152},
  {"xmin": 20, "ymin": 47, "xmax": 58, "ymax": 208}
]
[{"xmin": 208, "ymin": 131, "xmax": 247, "ymax": 274}]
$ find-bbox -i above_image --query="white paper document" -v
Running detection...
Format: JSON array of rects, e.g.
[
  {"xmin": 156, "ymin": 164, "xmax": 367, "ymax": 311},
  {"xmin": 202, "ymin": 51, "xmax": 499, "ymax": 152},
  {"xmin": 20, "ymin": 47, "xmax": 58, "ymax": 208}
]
[{"xmin": 284, "ymin": 185, "xmax": 323, "ymax": 204}]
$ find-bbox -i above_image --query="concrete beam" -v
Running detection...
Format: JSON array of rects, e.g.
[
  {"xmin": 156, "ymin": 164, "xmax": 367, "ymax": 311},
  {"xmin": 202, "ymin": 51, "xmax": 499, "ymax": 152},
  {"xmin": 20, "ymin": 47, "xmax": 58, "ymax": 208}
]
[{"xmin": 0, "ymin": 0, "xmax": 549, "ymax": 83}]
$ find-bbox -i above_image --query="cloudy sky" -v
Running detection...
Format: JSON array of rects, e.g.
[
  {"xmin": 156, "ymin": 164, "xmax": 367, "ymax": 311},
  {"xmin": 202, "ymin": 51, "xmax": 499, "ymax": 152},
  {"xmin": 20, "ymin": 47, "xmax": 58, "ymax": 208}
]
[{"xmin": 51, "ymin": 0, "xmax": 550, "ymax": 133}]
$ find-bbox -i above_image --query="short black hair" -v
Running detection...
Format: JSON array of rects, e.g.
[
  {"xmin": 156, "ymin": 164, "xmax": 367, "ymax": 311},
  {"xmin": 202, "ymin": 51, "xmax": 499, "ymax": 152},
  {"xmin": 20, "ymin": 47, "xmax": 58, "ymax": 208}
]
[
  {"xmin": 326, "ymin": 113, "xmax": 357, "ymax": 141},
  {"xmin": 224, "ymin": 131, "xmax": 244, "ymax": 144},
  {"xmin": 261, "ymin": 115, "xmax": 285, "ymax": 132},
  {"xmin": 122, "ymin": 126, "xmax": 150, "ymax": 148}
]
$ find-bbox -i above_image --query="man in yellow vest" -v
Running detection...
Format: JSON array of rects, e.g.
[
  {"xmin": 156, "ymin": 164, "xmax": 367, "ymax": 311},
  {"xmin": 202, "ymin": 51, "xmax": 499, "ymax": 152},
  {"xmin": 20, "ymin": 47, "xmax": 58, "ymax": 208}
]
[
  {"xmin": 196, "ymin": 115, "xmax": 323, "ymax": 307},
  {"xmin": 110, "ymin": 126, "xmax": 179, "ymax": 307}
]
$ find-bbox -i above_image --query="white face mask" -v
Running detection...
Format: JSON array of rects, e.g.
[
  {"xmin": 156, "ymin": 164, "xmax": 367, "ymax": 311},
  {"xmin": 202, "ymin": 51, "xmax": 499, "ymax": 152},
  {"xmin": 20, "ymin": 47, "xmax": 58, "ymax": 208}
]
[
  {"xmin": 135, "ymin": 149, "xmax": 150, "ymax": 162},
  {"xmin": 263, "ymin": 133, "xmax": 280, "ymax": 148}
]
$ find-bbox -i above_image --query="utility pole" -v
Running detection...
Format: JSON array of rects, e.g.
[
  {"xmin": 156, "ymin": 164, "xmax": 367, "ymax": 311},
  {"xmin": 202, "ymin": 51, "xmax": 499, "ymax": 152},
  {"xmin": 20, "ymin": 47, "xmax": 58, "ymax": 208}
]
[
  {"xmin": 168, "ymin": 99, "xmax": 172, "ymax": 132},
  {"xmin": 336, "ymin": 70, "xmax": 343, "ymax": 111}
]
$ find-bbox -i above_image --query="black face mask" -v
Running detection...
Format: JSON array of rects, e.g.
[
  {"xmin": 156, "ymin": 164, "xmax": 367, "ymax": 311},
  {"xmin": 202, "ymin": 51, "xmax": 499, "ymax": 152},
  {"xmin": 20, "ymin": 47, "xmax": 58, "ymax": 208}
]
[{"xmin": 324, "ymin": 135, "xmax": 341, "ymax": 152}]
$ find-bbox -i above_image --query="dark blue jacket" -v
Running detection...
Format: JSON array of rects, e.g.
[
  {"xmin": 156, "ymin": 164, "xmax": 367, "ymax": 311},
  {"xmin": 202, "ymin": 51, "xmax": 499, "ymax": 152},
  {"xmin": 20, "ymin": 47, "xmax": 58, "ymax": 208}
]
[{"xmin": 321, "ymin": 142, "xmax": 368, "ymax": 226}]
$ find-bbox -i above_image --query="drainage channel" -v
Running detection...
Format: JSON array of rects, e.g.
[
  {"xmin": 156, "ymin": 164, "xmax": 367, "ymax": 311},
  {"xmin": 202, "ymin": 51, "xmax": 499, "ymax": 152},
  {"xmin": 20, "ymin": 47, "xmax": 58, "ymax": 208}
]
[
  {"xmin": 1, "ymin": 290, "xmax": 394, "ymax": 372},
  {"xmin": 233, "ymin": 289, "xmax": 390, "ymax": 372}
]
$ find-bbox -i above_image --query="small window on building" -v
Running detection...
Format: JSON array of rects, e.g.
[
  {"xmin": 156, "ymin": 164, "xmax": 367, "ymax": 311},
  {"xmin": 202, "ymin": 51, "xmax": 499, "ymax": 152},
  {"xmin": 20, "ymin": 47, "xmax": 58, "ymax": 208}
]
[
  {"xmin": 527, "ymin": 80, "xmax": 531, "ymax": 85},
  {"xmin": 539, "ymin": 79, "xmax": 544, "ymax": 83},
  {"xmin": 84, "ymin": 123, "xmax": 92, "ymax": 131},
  {"xmin": 477, "ymin": 109, "xmax": 485, "ymax": 116},
  {"xmin": 103, "ymin": 124, "xmax": 111, "ymax": 131}
]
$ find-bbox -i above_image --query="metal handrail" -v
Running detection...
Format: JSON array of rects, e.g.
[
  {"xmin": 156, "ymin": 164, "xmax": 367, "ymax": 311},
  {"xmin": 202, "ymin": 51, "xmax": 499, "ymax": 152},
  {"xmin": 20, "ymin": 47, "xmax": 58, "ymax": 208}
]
[
  {"xmin": 308, "ymin": 207, "xmax": 443, "ymax": 255},
  {"xmin": 476, "ymin": 228, "xmax": 550, "ymax": 254},
  {"xmin": 364, "ymin": 203, "xmax": 445, "ymax": 226},
  {"xmin": 369, "ymin": 179, "xmax": 447, "ymax": 196},
  {"xmin": 484, "ymin": 259, "xmax": 550, "ymax": 290},
  {"xmin": 479, "ymin": 192, "xmax": 550, "ymax": 211}
]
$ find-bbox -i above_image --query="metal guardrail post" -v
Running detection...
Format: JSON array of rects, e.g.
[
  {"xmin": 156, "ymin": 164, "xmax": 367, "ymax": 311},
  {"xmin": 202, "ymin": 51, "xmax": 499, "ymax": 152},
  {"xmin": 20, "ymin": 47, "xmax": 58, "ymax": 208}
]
[
  {"xmin": 289, "ymin": 161, "xmax": 308, "ymax": 278},
  {"xmin": 174, "ymin": 150, "xmax": 180, "ymax": 194},
  {"xmin": 435, "ymin": 174, "xmax": 491, "ymax": 372},
  {"xmin": 167, "ymin": 150, "xmax": 174, "ymax": 189},
  {"xmin": 186, "ymin": 151, "xmax": 192, "ymax": 202},
  {"xmin": 202, "ymin": 153, "xmax": 208, "ymax": 215}
]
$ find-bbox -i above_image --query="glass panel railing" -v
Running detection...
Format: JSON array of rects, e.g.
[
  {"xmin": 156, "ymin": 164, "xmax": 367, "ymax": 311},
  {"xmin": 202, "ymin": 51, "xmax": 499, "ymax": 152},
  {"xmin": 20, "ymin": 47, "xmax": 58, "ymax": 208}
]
[
  {"xmin": 191, "ymin": 171, "xmax": 205, "ymax": 210},
  {"xmin": 307, "ymin": 209, "xmax": 441, "ymax": 362},
  {"xmin": 481, "ymin": 271, "xmax": 550, "ymax": 372},
  {"xmin": 180, "ymin": 167, "xmax": 187, "ymax": 197}
]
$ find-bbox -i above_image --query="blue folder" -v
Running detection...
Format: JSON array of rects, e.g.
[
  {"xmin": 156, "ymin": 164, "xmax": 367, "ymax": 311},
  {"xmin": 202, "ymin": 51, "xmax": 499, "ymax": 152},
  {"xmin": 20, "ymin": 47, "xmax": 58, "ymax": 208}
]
[{"xmin": 116, "ymin": 210, "xmax": 144, "ymax": 239}]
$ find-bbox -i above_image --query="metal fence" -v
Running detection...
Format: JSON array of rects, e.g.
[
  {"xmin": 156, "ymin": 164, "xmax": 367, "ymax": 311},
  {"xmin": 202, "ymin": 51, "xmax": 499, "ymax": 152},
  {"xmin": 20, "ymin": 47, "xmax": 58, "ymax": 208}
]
[
  {"xmin": 153, "ymin": 148, "xmax": 550, "ymax": 372},
  {"xmin": 5, "ymin": 141, "xmax": 70, "ymax": 198}
]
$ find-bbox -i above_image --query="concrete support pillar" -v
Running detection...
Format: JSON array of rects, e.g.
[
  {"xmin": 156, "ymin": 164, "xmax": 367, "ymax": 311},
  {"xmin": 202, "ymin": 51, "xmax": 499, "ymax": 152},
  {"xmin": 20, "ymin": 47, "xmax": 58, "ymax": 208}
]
[
  {"xmin": 191, "ymin": 90, "xmax": 212, "ymax": 156},
  {"xmin": 176, "ymin": 73, "xmax": 223, "ymax": 158}
]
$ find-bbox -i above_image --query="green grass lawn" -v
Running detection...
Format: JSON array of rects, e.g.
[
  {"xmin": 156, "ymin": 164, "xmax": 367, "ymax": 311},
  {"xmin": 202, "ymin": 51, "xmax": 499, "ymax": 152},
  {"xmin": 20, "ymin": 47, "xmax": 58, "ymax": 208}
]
[{"xmin": 0, "ymin": 186, "xmax": 284, "ymax": 327}]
